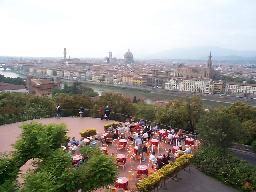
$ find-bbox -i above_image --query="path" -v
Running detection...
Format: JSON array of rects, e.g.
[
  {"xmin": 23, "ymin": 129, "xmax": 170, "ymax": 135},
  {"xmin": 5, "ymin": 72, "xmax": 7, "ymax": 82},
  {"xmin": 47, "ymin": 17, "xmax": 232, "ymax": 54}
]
[
  {"xmin": 159, "ymin": 166, "xmax": 238, "ymax": 192},
  {"xmin": 0, "ymin": 117, "xmax": 114, "ymax": 153}
]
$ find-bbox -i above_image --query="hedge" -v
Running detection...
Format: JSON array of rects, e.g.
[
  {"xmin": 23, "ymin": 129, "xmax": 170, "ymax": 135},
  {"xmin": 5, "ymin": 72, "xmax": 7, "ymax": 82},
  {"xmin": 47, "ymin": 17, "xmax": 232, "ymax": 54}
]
[
  {"xmin": 192, "ymin": 147, "xmax": 256, "ymax": 192},
  {"xmin": 137, "ymin": 154, "xmax": 193, "ymax": 192},
  {"xmin": 103, "ymin": 122, "xmax": 121, "ymax": 131},
  {"xmin": 80, "ymin": 128, "xmax": 97, "ymax": 138}
]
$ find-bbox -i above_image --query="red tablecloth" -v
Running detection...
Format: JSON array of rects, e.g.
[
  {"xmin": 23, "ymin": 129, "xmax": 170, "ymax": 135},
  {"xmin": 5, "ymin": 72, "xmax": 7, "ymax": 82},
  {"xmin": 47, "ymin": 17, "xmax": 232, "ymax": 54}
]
[
  {"xmin": 116, "ymin": 154, "xmax": 126, "ymax": 163},
  {"xmin": 159, "ymin": 129, "xmax": 168, "ymax": 138},
  {"xmin": 115, "ymin": 177, "xmax": 128, "ymax": 190},
  {"xmin": 185, "ymin": 138, "xmax": 195, "ymax": 145},
  {"xmin": 137, "ymin": 165, "xmax": 148, "ymax": 175},
  {"xmin": 172, "ymin": 146, "xmax": 179, "ymax": 154},
  {"xmin": 119, "ymin": 139, "xmax": 128, "ymax": 146},
  {"xmin": 151, "ymin": 139, "xmax": 159, "ymax": 146}
]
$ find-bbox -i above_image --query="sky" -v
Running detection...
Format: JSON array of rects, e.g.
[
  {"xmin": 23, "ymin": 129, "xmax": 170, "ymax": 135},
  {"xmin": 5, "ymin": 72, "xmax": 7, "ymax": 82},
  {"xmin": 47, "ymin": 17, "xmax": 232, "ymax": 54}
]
[{"xmin": 0, "ymin": 0, "xmax": 256, "ymax": 58}]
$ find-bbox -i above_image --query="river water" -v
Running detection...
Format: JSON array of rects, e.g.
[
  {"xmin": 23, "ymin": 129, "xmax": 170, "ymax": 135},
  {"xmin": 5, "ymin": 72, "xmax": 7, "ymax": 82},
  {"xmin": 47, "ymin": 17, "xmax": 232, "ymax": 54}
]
[{"xmin": 0, "ymin": 68, "xmax": 23, "ymax": 78}]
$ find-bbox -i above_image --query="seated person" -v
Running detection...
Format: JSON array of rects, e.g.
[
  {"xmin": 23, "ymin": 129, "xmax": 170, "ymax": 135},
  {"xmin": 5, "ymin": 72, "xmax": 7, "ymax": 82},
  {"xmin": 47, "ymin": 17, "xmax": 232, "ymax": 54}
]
[
  {"xmin": 149, "ymin": 152, "xmax": 157, "ymax": 164},
  {"xmin": 142, "ymin": 132, "xmax": 149, "ymax": 141},
  {"xmin": 162, "ymin": 154, "xmax": 169, "ymax": 165},
  {"xmin": 156, "ymin": 158, "xmax": 164, "ymax": 169},
  {"xmin": 184, "ymin": 146, "xmax": 192, "ymax": 154}
]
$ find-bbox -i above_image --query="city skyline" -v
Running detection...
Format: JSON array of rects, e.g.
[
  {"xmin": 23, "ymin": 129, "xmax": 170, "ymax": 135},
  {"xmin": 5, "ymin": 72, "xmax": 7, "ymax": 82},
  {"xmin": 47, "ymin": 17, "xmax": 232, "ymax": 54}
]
[{"xmin": 1, "ymin": 0, "xmax": 256, "ymax": 58}]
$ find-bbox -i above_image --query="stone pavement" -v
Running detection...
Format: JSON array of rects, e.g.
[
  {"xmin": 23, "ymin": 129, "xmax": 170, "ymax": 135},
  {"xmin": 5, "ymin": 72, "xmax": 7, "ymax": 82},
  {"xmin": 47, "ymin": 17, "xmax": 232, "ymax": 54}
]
[{"xmin": 159, "ymin": 166, "xmax": 238, "ymax": 192}]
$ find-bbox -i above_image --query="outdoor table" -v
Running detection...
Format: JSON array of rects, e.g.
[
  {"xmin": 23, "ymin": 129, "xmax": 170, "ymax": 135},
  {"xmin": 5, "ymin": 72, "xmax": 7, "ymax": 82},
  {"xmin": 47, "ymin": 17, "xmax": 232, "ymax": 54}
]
[
  {"xmin": 115, "ymin": 177, "xmax": 128, "ymax": 190},
  {"xmin": 137, "ymin": 165, "xmax": 148, "ymax": 175},
  {"xmin": 172, "ymin": 146, "xmax": 179, "ymax": 154},
  {"xmin": 119, "ymin": 139, "xmax": 128, "ymax": 147},
  {"xmin": 157, "ymin": 155, "xmax": 163, "ymax": 161},
  {"xmin": 100, "ymin": 147, "xmax": 108, "ymax": 154},
  {"xmin": 185, "ymin": 138, "xmax": 195, "ymax": 145},
  {"xmin": 116, "ymin": 154, "xmax": 126, "ymax": 163},
  {"xmin": 159, "ymin": 129, "xmax": 168, "ymax": 138},
  {"xmin": 150, "ymin": 139, "xmax": 159, "ymax": 146}
]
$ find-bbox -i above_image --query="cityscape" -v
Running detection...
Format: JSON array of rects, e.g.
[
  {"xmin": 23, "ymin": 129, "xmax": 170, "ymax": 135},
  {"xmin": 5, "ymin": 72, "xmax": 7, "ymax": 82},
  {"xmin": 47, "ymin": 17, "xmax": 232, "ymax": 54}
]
[{"xmin": 0, "ymin": 1, "xmax": 256, "ymax": 192}]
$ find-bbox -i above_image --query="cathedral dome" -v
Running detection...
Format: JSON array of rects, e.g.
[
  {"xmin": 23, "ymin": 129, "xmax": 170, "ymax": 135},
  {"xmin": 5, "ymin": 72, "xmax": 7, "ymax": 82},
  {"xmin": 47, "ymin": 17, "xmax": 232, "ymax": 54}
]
[{"xmin": 124, "ymin": 49, "xmax": 134, "ymax": 64}]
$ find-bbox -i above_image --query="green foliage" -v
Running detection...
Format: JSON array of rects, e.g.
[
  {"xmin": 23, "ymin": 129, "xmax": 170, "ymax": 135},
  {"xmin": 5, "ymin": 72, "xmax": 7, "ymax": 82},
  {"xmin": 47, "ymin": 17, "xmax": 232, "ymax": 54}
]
[
  {"xmin": 137, "ymin": 154, "xmax": 192, "ymax": 192},
  {"xmin": 54, "ymin": 93, "xmax": 92, "ymax": 116},
  {"xmin": 0, "ymin": 179, "xmax": 17, "ymax": 192},
  {"xmin": 241, "ymin": 120, "xmax": 256, "ymax": 145},
  {"xmin": 77, "ymin": 154, "xmax": 117, "ymax": 192},
  {"xmin": 14, "ymin": 122, "xmax": 67, "ymax": 162},
  {"xmin": 52, "ymin": 82, "xmax": 98, "ymax": 97},
  {"xmin": 226, "ymin": 102, "xmax": 256, "ymax": 122},
  {"xmin": 252, "ymin": 140, "xmax": 256, "ymax": 153},
  {"xmin": 0, "ymin": 154, "xmax": 19, "ymax": 185},
  {"xmin": 193, "ymin": 147, "xmax": 256, "ymax": 191},
  {"xmin": 21, "ymin": 171, "xmax": 58, "ymax": 192},
  {"xmin": 80, "ymin": 128, "xmax": 97, "ymax": 138},
  {"xmin": 0, "ymin": 93, "xmax": 55, "ymax": 125},
  {"xmin": 0, "ymin": 74, "xmax": 25, "ymax": 85},
  {"xmin": 133, "ymin": 103, "xmax": 156, "ymax": 122},
  {"xmin": 80, "ymin": 146, "xmax": 102, "ymax": 159},
  {"xmin": 197, "ymin": 109, "xmax": 241, "ymax": 148},
  {"xmin": 93, "ymin": 93, "xmax": 135, "ymax": 121}
]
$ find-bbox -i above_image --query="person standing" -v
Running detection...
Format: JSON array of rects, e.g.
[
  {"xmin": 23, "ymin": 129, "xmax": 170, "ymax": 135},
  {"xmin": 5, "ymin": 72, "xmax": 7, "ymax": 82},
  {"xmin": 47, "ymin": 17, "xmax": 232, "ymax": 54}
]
[
  {"xmin": 104, "ymin": 105, "xmax": 111, "ymax": 120},
  {"xmin": 56, "ymin": 104, "xmax": 61, "ymax": 118}
]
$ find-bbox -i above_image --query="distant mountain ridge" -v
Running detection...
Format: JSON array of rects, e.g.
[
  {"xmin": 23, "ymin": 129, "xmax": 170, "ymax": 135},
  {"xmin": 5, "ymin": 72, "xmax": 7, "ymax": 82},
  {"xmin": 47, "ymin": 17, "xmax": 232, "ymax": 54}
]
[{"xmin": 147, "ymin": 47, "xmax": 256, "ymax": 60}]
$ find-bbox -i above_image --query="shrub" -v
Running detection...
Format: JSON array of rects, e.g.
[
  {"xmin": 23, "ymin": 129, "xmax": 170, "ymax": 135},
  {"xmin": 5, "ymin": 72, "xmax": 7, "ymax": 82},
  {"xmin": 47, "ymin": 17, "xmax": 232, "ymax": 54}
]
[
  {"xmin": 192, "ymin": 147, "xmax": 256, "ymax": 191},
  {"xmin": 252, "ymin": 140, "xmax": 256, "ymax": 153},
  {"xmin": 103, "ymin": 122, "xmax": 120, "ymax": 131},
  {"xmin": 80, "ymin": 128, "xmax": 97, "ymax": 138},
  {"xmin": 137, "ymin": 154, "xmax": 192, "ymax": 192}
]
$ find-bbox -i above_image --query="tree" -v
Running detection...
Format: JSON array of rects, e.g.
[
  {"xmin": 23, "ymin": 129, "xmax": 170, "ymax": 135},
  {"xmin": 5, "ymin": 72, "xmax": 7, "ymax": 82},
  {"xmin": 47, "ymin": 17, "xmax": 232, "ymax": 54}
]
[
  {"xmin": 241, "ymin": 120, "xmax": 256, "ymax": 145},
  {"xmin": 226, "ymin": 102, "xmax": 256, "ymax": 122},
  {"xmin": 197, "ymin": 110, "xmax": 241, "ymax": 148},
  {"xmin": 133, "ymin": 103, "xmax": 156, "ymax": 122}
]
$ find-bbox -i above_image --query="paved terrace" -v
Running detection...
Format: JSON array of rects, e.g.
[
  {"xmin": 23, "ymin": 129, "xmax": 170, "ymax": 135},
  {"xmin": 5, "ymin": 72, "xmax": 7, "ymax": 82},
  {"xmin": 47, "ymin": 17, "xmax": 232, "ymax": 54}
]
[{"xmin": 0, "ymin": 117, "xmax": 237, "ymax": 192}]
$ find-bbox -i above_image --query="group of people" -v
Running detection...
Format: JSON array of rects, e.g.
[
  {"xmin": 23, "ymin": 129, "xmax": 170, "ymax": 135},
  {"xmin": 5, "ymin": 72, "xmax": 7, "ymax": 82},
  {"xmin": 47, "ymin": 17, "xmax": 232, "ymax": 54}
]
[{"xmin": 55, "ymin": 104, "xmax": 89, "ymax": 118}]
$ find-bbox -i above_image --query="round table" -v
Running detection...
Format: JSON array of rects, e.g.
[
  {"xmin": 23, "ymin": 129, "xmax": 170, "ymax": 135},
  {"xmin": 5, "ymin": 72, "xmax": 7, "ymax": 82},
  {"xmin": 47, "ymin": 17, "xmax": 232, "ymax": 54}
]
[
  {"xmin": 159, "ymin": 129, "xmax": 168, "ymax": 137},
  {"xmin": 185, "ymin": 138, "xmax": 195, "ymax": 145},
  {"xmin": 172, "ymin": 146, "xmax": 179, "ymax": 154},
  {"xmin": 137, "ymin": 165, "xmax": 148, "ymax": 175},
  {"xmin": 119, "ymin": 139, "xmax": 128, "ymax": 147},
  {"xmin": 100, "ymin": 147, "xmax": 108, "ymax": 154},
  {"xmin": 151, "ymin": 139, "xmax": 159, "ymax": 146},
  {"xmin": 116, "ymin": 154, "xmax": 126, "ymax": 163},
  {"xmin": 115, "ymin": 177, "xmax": 128, "ymax": 190}
]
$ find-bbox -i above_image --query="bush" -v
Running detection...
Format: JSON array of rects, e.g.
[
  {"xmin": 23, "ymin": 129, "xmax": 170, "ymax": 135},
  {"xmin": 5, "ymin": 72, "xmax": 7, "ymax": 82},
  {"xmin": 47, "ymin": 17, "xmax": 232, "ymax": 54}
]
[
  {"xmin": 103, "ymin": 122, "xmax": 120, "ymax": 132},
  {"xmin": 252, "ymin": 140, "xmax": 256, "ymax": 153},
  {"xmin": 137, "ymin": 154, "xmax": 192, "ymax": 192},
  {"xmin": 80, "ymin": 128, "xmax": 97, "ymax": 138},
  {"xmin": 192, "ymin": 147, "xmax": 256, "ymax": 191}
]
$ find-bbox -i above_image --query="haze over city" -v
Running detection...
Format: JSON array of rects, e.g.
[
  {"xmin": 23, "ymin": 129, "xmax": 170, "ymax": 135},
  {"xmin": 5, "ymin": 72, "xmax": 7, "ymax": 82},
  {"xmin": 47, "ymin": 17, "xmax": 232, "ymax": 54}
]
[{"xmin": 1, "ymin": 0, "xmax": 256, "ymax": 58}]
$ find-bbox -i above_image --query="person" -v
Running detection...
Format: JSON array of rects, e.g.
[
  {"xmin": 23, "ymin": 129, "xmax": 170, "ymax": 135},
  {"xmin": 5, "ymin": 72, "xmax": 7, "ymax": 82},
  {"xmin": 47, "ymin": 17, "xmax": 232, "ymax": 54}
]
[
  {"xmin": 156, "ymin": 158, "xmax": 164, "ymax": 169},
  {"xmin": 162, "ymin": 154, "xmax": 169, "ymax": 165},
  {"xmin": 135, "ymin": 135, "xmax": 142, "ymax": 147},
  {"xmin": 104, "ymin": 105, "xmax": 111, "ymax": 120},
  {"xmin": 79, "ymin": 106, "xmax": 84, "ymax": 117},
  {"xmin": 142, "ymin": 131, "xmax": 149, "ymax": 141},
  {"xmin": 99, "ymin": 106, "xmax": 104, "ymax": 120},
  {"xmin": 149, "ymin": 152, "xmax": 157, "ymax": 165},
  {"xmin": 56, "ymin": 104, "xmax": 61, "ymax": 118},
  {"xmin": 184, "ymin": 146, "xmax": 192, "ymax": 154},
  {"xmin": 168, "ymin": 132, "xmax": 174, "ymax": 144}
]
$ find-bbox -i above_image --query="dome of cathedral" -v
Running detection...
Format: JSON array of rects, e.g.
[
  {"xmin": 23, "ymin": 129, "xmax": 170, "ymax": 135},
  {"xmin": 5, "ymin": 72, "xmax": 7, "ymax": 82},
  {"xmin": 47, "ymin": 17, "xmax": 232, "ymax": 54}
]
[{"xmin": 124, "ymin": 49, "xmax": 133, "ymax": 59}]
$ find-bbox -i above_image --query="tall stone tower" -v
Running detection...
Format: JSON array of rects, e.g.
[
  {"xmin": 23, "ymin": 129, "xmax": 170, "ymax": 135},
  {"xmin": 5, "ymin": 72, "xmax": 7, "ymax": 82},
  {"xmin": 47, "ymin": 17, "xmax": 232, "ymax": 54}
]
[
  {"xmin": 64, "ymin": 48, "xmax": 67, "ymax": 61},
  {"xmin": 207, "ymin": 52, "xmax": 213, "ymax": 79}
]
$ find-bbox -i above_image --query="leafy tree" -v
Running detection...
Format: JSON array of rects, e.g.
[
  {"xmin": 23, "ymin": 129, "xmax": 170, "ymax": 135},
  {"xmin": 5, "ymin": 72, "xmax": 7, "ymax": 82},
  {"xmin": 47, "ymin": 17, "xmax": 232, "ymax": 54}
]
[
  {"xmin": 226, "ymin": 102, "xmax": 256, "ymax": 122},
  {"xmin": 14, "ymin": 122, "xmax": 67, "ymax": 163},
  {"xmin": 54, "ymin": 94, "xmax": 93, "ymax": 116},
  {"xmin": 197, "ymin": 110, "xmax": 241, "ymax": 148},
  {"xmin": 77, "ymin": 154, "xmax": 117, "ymax": 192},
  {"xmin": 0, "ymin": 74, "xmax": 25, "ymax": 85},
  {"xmin": 241, "ymin": 120, "xmax": 256, "ymax": 145},
  {"xmin": 133, "ymin": 103, "xmax": 156, "ymax": 122}
]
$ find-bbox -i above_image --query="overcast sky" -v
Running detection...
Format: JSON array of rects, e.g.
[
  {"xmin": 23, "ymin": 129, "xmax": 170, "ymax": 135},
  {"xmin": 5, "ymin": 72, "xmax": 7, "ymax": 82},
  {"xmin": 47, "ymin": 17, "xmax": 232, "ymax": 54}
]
[{"xmin": 0, "ymin": 0, "xmax": 256, "ymax": 58}]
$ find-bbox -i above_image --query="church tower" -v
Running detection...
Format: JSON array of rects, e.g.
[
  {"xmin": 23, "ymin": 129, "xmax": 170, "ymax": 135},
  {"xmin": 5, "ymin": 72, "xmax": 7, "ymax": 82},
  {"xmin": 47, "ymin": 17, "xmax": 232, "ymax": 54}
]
[
  {"xmin": 207, "ymin": 52, "xmax": 212, "ymax": 69},
  {"xmin": 207, "ymin": 52, "xmax": 213, "ymax": 79}
]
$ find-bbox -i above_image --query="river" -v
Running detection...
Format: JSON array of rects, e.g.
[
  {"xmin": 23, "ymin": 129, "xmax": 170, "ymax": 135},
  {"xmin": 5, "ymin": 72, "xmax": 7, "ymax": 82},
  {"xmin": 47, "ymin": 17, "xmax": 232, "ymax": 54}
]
[{"xmin": 0, "ymin": 68, "xmax": 24, "ymax": 78}]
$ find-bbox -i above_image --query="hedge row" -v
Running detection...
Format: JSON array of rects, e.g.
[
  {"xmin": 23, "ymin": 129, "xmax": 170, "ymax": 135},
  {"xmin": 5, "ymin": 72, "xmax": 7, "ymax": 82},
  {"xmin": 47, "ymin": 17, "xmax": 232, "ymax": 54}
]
[
  {"xmin": 80, "ymin": 128, "xmax": 97, "ymax": 138},
  {"xmin": 137, "ymin": 154, "xmax": 193, "ymax": 192},
  {"xmin": 192, "ymin": 147, "xmax": 256, "ymax": 192},
  {"xmin": 103, "ymin": 122, "xmax": 121, "ymax": 131}
]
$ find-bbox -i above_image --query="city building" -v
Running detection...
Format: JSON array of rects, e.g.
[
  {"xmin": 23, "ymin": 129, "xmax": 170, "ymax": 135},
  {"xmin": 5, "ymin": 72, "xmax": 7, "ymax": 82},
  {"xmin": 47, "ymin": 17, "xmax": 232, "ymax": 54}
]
[
  {"xmin": 124, "ymin": 49, "xmax": 134, "ymax": 64},
  {"xmin": 0, "ymin": 82, "xmax": 27, "ymax": 93}
]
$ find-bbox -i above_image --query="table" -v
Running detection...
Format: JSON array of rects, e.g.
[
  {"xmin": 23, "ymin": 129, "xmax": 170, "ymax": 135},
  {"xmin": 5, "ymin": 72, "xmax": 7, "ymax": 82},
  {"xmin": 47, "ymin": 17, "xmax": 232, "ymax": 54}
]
[
  {"xmin": 185, "ymin": 138, "xmax": 195, "ymax": 145},
  {"xmin": 100, "ymin": 147, "xmax": 108, "ymax": 154},
  {"xmin": 116, "ymin": 154, "xmax": 126, "ymax": 163},
  {"xmin": 115, "ymin": 177, "xmax": 128, "ymax": 190},
  {"xmin": 119, "ymin": 139, "xmax": 128, "ymax": 147},
  {"xmin": 159, "ymin": 129, "xmax": 168, "ymax": 138},
  {"xmin": 172, "ymin": 146, "xmax": 179, "ymax": 154},
  {"xmin": 137, "ymin": 165, "xmax": 148, "ymax": 175},
  {"xmin": 151, "ymin": 139, "xmax": 159, "ymax": 146}
]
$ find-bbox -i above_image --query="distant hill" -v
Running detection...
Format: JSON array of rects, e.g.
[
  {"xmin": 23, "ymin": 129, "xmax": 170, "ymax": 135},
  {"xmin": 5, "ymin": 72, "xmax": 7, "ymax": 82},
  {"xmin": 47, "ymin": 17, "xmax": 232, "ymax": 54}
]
[{"xmin": 148, "ymin": 47, "xmax": 256, "ymax": 60}]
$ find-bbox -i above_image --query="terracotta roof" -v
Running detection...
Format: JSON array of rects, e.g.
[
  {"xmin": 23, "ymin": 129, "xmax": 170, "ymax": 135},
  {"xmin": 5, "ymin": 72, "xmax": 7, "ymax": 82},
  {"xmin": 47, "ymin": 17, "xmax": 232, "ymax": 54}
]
[{"xmin": 0, "ymin": 82, "xmax": 26, "ymax": 91}]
